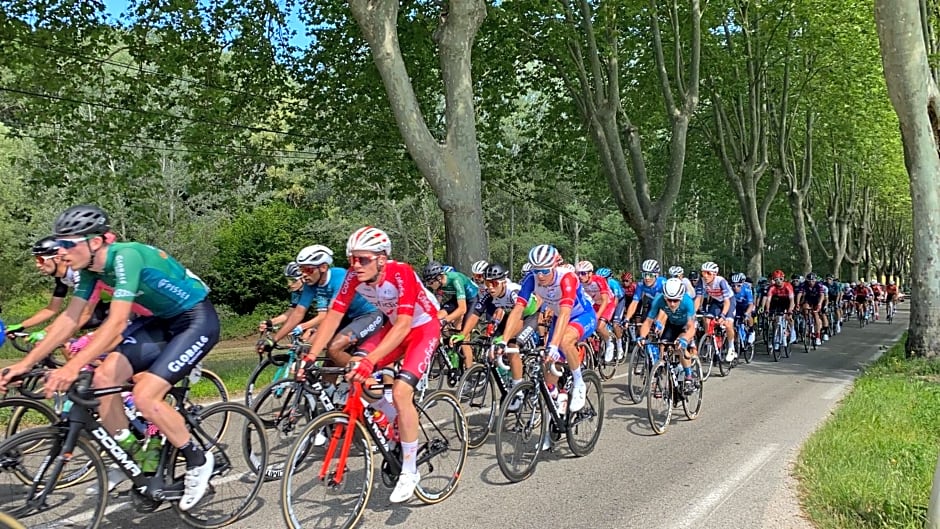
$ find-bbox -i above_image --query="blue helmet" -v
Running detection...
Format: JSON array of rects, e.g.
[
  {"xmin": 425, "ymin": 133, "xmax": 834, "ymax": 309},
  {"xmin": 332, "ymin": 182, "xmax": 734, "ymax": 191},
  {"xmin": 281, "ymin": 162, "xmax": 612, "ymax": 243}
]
[{"xmin": 596, "ymin": 267, "xmax": 612, "ymax": 278}]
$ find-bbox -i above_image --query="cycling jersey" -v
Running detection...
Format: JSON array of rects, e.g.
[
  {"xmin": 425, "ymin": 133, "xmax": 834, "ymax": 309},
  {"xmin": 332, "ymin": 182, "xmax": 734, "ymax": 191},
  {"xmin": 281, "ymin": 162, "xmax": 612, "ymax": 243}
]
[
  {"xmin": 472, "ymin": 280, "xmax": 521, "ymax": 318},
  {"xmin": 606, "ymin": 277, "xmax": 625, "ymax": 300},
  {"xmin": 73, "ymin": 242, "xmax": 208, "ymax": 318},
  {"xmin": 632, "ymin": 276, "xmax": 665, "ymax": 303},
  {"xmin": 332, "ymin": 260, "xmax": 440, "ymax": 327},
  {"xmin": 516, "ymin": 269, "xmax": 593, "ymax": 317},
  {"xmin": 581, "ymin": 274, "xmax": 613, "ymax": 306},
  {"xmin": 801, "ymin": 282, "xmax": 826, "ymax": 303},
  {"xmin": 733, "ymin": 283, "xmax": 755, "ymax": 313},
  {"xmin": 647, "ymin": 293, "xmax": 696, "ymax": 327},
  {"xmin": 439, "ymin": 270, "xmax": 479, "ymax": 302},
  {"xmin": 767, "ymin": 283, "xmax": 795, "ymax": 299},
  {"xmin": 622, "ymin": 282, "xmax": 637, "ymax": 299},
  {"xmin": 695, "ymin": 276, "xmax": 734, "ymax": 304},
  {"xmin": 296, "ymin": 267, "xmax": 377, "ymax": 318}
]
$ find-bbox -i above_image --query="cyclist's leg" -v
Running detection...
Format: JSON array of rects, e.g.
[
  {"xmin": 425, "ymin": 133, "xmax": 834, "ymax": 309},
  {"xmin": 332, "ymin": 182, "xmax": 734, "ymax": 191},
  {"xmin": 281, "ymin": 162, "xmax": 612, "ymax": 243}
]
[
  {"xmin": 96, "ymin": 317, "xmax": 164, "ymax": 434},
  {"xmin": 327, "ymin": 311, "xmax": 386, "ymax": 368}
]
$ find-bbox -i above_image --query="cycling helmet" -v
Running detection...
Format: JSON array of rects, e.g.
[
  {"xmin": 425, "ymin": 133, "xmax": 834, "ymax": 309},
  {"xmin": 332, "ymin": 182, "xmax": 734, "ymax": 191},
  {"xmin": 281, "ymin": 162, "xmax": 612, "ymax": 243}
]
[
  {"xmin": 521, "ymin": 263, "xmax": 532, "ymax": 274},
  {"xmin": 346, "ymin": 226, "xmax": 391, "ymax": 256},
  {"xmin": 888, "ymin": 280, "xmax": 895, "ymax": 285},
  {"xmin": 597, "ymin": 267, "xmax": 612, "ymax": 278},
  {"xmin": 668, "ymin": 266, "xmax": 684, "ymax": 278},
  {"xmin": 284, "ymin": 261, "xmax": 301, "ymax": 279},
  {"xmin": 442, "ymin": 265, "xmax": 454, "ymax": 273},
  {"xmin": 483, "ymin": 263, "xmax": 509, "ymax": 281},
  {"xmin": 663, "ymin": 277, "xmax": 685, "ymax": 300},
  {"xmin": 32, "ymin": 236, "xmax": 60, "ymax": 256},
  {"xmin": 53, "ymin": 204, "xmax": 110, "ymax": 237},
  {"xmin": 641, "ymin": 259, "xmax": 660, "ymax": 274},
  {"xmin": 688, "ymin": 271, "xmax": 700, "ymax": 282},
  {"xmin": 528, "ymin": 244, "xmax": 559, "ymax": 268},
  {"xmin": 621, "ymin": 272, "xmax": 633, "ymax": 282},
  {"xmin": 825, "ymin": 274, "xmax": 834, "ymax": 281},
  {"xmin": 422, "ymin": 261, "xmax": 445, "ymax": 282},
  {"xmin": 575, "ymin": 260, "xmax": 594, "ymax": 273},
  {"xmin": 471, "ymin": 260, "xmax": 490, "ymax": 276},
  {"xmin": 701, "ymin": 261, "xmax": 720, "ymax": 274},
  {"xmin": 296, "ymin": 244, "xmax": 334, "ymax": 266},
  {"xmin": 731, "ymin": 272, "xmax": 746, "ymax": 284},
  {"xmin": 806, "ymin": 272, "xmax": 817, "ymax": 282},
  {"xmin": 772, "ymin": 269, "xmax": 785, "ymax": 280}
]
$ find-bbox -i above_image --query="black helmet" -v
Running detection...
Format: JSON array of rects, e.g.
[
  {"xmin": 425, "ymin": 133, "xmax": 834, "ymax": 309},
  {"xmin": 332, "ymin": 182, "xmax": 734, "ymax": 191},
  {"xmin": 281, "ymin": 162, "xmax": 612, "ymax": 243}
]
[
  {"xmin": 483, "ymin": 263, "xmax": 509, "ymax": 281},
  {"xmin": 806, "ymin": 272, "xmax": 818, "ymax": 282},
  {"xmin": 422, "ymin": 261, "xmax": 444, "ymax": 282},
  {"xmin": 53, "ymin": 205, "xmax": 110, "ymax": 237},
  {"xmin": 32, "ymin": 236, "xmax": 60, "ymax": 256},
  {"xmin": 688, "ymin": 271, "xmax": 700, "ymax": 282}
]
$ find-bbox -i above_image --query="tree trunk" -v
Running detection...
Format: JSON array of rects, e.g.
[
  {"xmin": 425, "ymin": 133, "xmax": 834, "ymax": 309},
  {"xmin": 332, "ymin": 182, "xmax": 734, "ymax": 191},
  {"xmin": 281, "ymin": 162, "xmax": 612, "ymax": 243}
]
[
  {"xmin": 349, "ymin": 0, "xmax": 488, "ymax": 272},
  {"xmin": 876, "ymin": 0, "xmax": 940, "ymax": 357},
  {"xmin": 787, "ymin": 190, "xmax": 812, "ymax": 274}
]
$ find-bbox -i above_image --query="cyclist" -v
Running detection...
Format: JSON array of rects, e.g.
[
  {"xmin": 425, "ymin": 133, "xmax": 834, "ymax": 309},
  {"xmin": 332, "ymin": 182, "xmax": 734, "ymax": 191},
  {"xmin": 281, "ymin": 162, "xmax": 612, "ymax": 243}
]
[
  {"xmin": 422, "ymin": 261, "xmax": 479, "ymax": 330},
  {"xmin": 621, "ymin": 271, "xmax": 637, "ymax": 301},
  {"xmin": 885, "ymin": 280, "xmax": 899, "ymax": 318},
  {"xmin": 575, "ymin": 260, "xmax": 615, "ymax": 362},
  {"xmin": 636, "ymin": 278, "xmax": 698, "ymax": 391},
  {"xmin": 730, "ymin": 272, "xmax": 756, "ymax": 347},
  {"xmin": 825, "ymin": 275, "xmax": 842, "ymax": 334},
  {"xmin": 501, "ymin": 244, "xmax": 597, "ymax": 413},
  {"xmin": 693, "ymin": 262, "xmax": 737, "ymax": 362},
  {"xmin": 598, "ymin": 267, "xmax": 628, "ymax": 361},
  {"xmin": 0, "ymin": 205, "xmax": 217, "ymax": 511},
  {"xmin": 762, "ymin": 269, "xmax": 796, "ymax": 349},
  {"xmin": 624, "ymin": 260, "xmax": 666, "ymax": 323},
  {"xmin": 470, "ymin": 260, "xmax": 489, "ymax": 286},
  {"xmin": 854, "ymin": 281, "xmax": 873, "ymax": 321},
  {"xmin": 871, "ymin": 280, "xmax": 884, "ymax": 320},
  {"xmin": 257, "ymin": 262, "xmax": 307, "ymax": 332},
  {"xmin": 668, "ymin": 265, "xmax": 696, "ymax": 297},
  {"xmin": 299, "ymin": 227, "xmax": 440, "ymax": 503}
]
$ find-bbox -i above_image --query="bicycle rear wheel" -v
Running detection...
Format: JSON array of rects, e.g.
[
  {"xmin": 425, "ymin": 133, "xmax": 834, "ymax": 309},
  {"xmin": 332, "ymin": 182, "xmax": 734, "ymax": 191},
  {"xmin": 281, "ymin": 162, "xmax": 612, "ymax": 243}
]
[
  {"xmin": 252, "ymin": 379, "xmax": 319, "ymax": 481},
  {"xmin": 566, "ymin": 370, "xmax": 604, "ymax": 456},
  {"xmin": 280, "ymin": 411, "xmax": 373, "ymax": 529},
  {"xmin": 1, "ymin": 397, "xmax": 58, "ymax": 442},
  {"xmin": 245, "ymin": 354, "xmax": 291, "ymax": 406},
  {"xmin": 413, "ymin": 390, "xmax": 468, "ymax": 504},
  {"xmin": 0, "ymin": 427, "xmax": 107, "ymax": 529},
  {"xmin": 171, "ymin": 402, "xmax": 268, "ymax": 528},
  {"xmin": 683, "ymin": 357, "xmax": 704, "ymax": 420},
  {"xmin": 646, "ymin": 361, "xmax": 673, "ymax": 435},
  {"xmin": 698, "ymin": 338, "xmax": 716, "ymax": 381},
  {"xmin": 626, "ymin": 344, "xmax": 648, "ymax": 404},
  {"xmin": 494, "ymin": 381, "xmax": 545, "ymax": 483},
  {"xmin": 455, "ymin": 364, "xmax": 497, "ymax": 449}
]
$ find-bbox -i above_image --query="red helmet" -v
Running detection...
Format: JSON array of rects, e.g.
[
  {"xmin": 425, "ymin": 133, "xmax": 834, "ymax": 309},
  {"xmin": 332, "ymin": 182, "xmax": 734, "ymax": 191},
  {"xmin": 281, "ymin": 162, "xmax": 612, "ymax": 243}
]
[
  {"xmin": 621, "ymin": 271, "xmax": 633, "ymax": 282},
  {"xmin": 771, "ymin": 269, "xmax": 785, "ymax": 280}
]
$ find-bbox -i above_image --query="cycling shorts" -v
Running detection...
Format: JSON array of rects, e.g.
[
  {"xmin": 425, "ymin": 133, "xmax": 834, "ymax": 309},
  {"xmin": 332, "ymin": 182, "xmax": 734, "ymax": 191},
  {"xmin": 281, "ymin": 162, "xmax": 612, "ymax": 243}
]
[
  {"xmin": 441, "ymin": 296, "xmax": 479, "ymax": 329},
  {"xmin": 802, "ymin": 295, "xmax": 823, "ymax": 307},
  {"xmin": 546, "ymin": 306, "xmax": 598, "ymax": 344},
  {"xmin": 117, "ymin": 299, "xmax": 220, "ymax": 385},
  {"xmin": 769, "ymin": 298, "xmax": 790, "ymax": 314},
  {"xmin": 660, "ymin": 322, "xmax": 690, "ymax": 343},
  {"xmin": 855, "ymin": 295, "xmax": 868, "ymax": 304},
  {"xmin": 613, "ymin": 296, "xmax": 627, "ymax": 323},
  {"xmin": 374, "ymin": 319, "xmax": 440, "ymax": 388},
  {"xmin": 703, "ymin": 300, "xmax": 735, "ymax": 320},
  {"xmin": 595, "ymin": 302, "xmax": 615, "ymax": 322},
  {"xmin": 334, "ymin": 310, "xmax": 387, "ymax": 351}
]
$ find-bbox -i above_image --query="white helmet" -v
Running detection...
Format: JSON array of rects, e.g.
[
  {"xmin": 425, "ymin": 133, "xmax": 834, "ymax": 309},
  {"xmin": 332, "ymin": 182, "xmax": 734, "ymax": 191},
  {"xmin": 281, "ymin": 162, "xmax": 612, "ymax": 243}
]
[
  {"xmin": 521, "ymin": 263, "xmax": 532, "ymax": 273},
  {"xmin": 296, "ymin": 245, "xmax": 334, "ymax": 266},
  {"xmin": 576, "ymin": 260, "xmax": 594, "ymax": 273},
  {"xmin": 731, "ymin": 272, "xmax": 746, "ymax": 284},
  {"xmin": 641, "ymin": 259, "xmax": 660, "ymax": 274},
  {"xmin": 668, "ymin": 266, "xmax": 684, "ymax": 277},
  {"xmin": 701, "ymin": 261, "xmax": 720, "ymax": 274},
  {"xmin": 528, "ymin": 245, "xmax": 559, "ymax": 268},
  {"xmin": 663, "ymin": 277, "xmax": 685, "ymax": 300},
  {"xmin": 346, "ymin": 226, "xmax": 391, "ymax": 256},
  {"xmin": 471, "ymin": 260, "xmax": 490, "ymax": 275}
]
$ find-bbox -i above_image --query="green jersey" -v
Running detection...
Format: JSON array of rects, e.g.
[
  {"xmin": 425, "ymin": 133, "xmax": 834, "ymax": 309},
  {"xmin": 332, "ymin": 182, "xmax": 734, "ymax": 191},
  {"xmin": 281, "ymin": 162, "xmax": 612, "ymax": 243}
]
[
  {"xmin": 441, "ymin": 270, "xmax": 479, "ymax": 301},
  {"xmin": 74, "ymin": 242, "xmax": 208, "ymax": 318}
]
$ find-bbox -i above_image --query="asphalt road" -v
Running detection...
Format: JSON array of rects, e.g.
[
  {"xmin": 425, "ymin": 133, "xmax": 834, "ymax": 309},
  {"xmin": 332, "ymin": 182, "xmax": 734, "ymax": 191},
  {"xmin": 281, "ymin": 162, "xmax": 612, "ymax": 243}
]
[{"xmin": 65, "ymin": 306, "xmax": 910, "ymax": 529}]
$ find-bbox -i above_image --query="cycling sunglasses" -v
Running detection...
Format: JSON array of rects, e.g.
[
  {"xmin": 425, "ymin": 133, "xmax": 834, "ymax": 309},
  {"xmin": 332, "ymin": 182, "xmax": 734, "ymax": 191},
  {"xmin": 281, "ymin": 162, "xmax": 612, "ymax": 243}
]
[
  {"xmin": 533, "ymin": 268, "xmax": 553, "ymax": 276},
  {"xmin": 56, "ymin": 236, "xmax": 92, "ymax": 249},
  {"xmin": 350, "ymin": 255, "xmax": 376, "ymax": 266}
]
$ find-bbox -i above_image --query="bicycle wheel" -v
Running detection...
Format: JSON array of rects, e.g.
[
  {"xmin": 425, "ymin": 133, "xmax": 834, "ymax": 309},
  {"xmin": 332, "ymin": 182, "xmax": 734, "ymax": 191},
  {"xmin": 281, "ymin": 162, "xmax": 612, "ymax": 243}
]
[
  {"xmin": 626, "ymin": 344, "xmax": 648, "ymax": 404},
  {"xmin": 455, "ymin": 364, "xmax": 497, "ymax": 449},
  {"xmin": 683, "ymin": 357, "xmax": 704, "ymax": 420},
  {"xmin": 171, "ymin": 402, "xmax": 268, "ymax": 528},
  {"xmin": 0, "ymin": 427, "xmax": 107, "ymax": 529},
  {"xmin": 252, "ymin": 379, "xmax": 319, "ymax": 481},
  {"xmin": 426, "ymin": 348, "xmax": 450, "ymax": 391},
  {"xmin": 245, "ymin": 354, "xmax": 291, "ymax": 406},
  {"xmin": 0, "ymin": 512, "xmax": 25, "ymax": 529},
  {"xmin": 595, "ymin": 341, "xmax": 617, "ymax": 381},
  {"xmin": 741, "ymin": 334, "xmax": 755, "ymax": 364},
  {"xmin": 413, "ymin": 390, "xmax": 468, "ymax": 504},
  {"xmin": 698, "ymin": 338, "xmax": 715, "ymax": 381},
  {"xmin": 578, "ymin": 341, "xmax": 596, "ymax": 372},
  {"xmin": 646, "ymin": 361, "xmax": 672, "ymax": 435},
  {"xmin": 1, "ymin": 397, "xmax": 58, "ymax": 442},
  {"xmin": 280, "ymin": 411, "xmax": 373, "ymax": 529},
  {"xmin": 566, "ymin": 370, "xmax": 603, "ymax": 456},
  {"xmin": 187, "ymin": 369, "xmax": 229, "ymax": 407},
  {"xmin": 494, "ymin": 381, "xmax": 545, "ymax": 483},
  {"xmin": 717, "ymin": 342, "xmax": 732, "ymax": 377}
]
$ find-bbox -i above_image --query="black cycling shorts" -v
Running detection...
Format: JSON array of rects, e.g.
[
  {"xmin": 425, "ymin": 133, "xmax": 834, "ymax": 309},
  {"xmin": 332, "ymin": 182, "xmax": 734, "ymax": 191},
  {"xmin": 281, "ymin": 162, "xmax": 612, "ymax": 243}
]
[
  {"xmin": 335, "ymin": 310, "xmax": 386, "ymax": 349},
  {"xmin": 116, "ymin": 299, "xmax": 220, "ymax": 385}
]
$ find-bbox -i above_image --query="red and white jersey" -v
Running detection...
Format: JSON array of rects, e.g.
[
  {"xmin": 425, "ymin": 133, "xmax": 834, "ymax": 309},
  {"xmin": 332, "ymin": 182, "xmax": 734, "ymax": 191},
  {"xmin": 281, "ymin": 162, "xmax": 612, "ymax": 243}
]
[
  {"xmin": 333, "ymin": 260, "xmax": 440, "ymax": 327},
  {"xmin": 767, "ymin": 282, "xmax": 795, "ymax": 299},
  {"xmin": 581, "ymin": 274, "xmax": 613, "ymax": 307}
]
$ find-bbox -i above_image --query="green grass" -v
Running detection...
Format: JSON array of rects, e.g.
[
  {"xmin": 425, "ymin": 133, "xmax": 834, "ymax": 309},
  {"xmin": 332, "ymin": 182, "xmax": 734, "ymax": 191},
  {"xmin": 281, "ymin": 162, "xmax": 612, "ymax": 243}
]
[{"xmin": 796, "ymin": 333, "xmax": 940, "ymax": 529}]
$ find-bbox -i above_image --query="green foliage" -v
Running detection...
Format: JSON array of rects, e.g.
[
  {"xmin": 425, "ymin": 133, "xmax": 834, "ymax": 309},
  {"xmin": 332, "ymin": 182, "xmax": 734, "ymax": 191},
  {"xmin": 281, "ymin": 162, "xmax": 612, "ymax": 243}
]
[
  {"xmin": 209, "ymin": 202, "xmax": 305, "ymax": 314},
  {"xmin": 796, "ymin": 335, "xmax": 937, "ymax": 529}
]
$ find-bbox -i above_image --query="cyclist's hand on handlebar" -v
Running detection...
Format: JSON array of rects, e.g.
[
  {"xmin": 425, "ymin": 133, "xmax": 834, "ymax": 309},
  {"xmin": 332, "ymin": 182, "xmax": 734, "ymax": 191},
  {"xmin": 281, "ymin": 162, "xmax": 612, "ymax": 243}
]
[
  {"xmin": 44, "ymin": 364, "xmax": 81, "ymax": 399},
  {"xmin": 449, "ymin": 333, "xmax": 465, "ymax": 346},
  {"xmin": 345, "ymin": 357, "xmax": 374, "ymax": 383},
  {"xmin": 5, "ymin": 323, "xmax": 23, "ymax": 338},
  {"xmin": 545, "ymin": 344, "xmax": 561, "ymax": 363},
  {"xmin": 257, "ymin": 338, "xmax": 275, "ymax": 356},
  {"xmin": 258, "ymin": 319, "xmax": 273, "ymax": 333},
  {"xmin": 290, "ymin": 325, "xmax": 304, "ymax": 337},
  {"xmin": 0, "ymin": 362, "xmax": 30, "ymax": 393}
]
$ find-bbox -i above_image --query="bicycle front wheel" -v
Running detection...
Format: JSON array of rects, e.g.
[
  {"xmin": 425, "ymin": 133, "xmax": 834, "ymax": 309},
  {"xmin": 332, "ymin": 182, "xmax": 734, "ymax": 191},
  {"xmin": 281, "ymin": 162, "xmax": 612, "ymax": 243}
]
[
  {"xmin": 0, "ymin": 427, "xmax": 107, "ymax": 529},
  {"xmin": 414, "ymin": 390, "xmax": 468, "ymax": 504},
  {"xmin": 566, "ymin": 370, "xmax": 604, "ymax": 456},
  {"xmin": 626, "ymin": 344, "xmax": 648, "ymax": 404},
  {"xmin": 698, "ymin": 338, "xmax": 716, "ymax": 381},
  {"xmin": 683, "ymin": 357, "xmax": 704, "ymax": 420},
  {"xmin": 646, "ymin": 361, "xmax": 673, "ymax": 435},
  {"xmin": 1, "ymin": 397, "xmax": 58, "ymax": 442},
  {"xmin": 280, "ymin": 411, "xmax": 373, "ymax": 529},
  {"xmin": 252, "ymin": 379, "xmax": 319, "ymax": 481},
  {"xmin": 494, "ymin": 381, "xmax": 546, "ymax": 483},
  {"xmin": 455, "ymin": 364, "xmax": 497, "ymax": 449}
]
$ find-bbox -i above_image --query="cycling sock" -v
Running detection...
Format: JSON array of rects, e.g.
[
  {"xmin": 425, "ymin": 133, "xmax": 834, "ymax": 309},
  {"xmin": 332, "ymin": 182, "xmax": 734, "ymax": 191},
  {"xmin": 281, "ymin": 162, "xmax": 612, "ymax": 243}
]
[
  {"xmin": 571, "ymin": 367, "xmax": 583, "ymax": 386},
  {"xmin": 401, "ymin": 440, "xmax": 419, "ymax": 474},
  {"xmin": 180, "ymin": 439, "xmax": 206, "ymax": 469},
  {"xmin": 511, "ymin": 378, "xmax": 522, "ymax": 387}
]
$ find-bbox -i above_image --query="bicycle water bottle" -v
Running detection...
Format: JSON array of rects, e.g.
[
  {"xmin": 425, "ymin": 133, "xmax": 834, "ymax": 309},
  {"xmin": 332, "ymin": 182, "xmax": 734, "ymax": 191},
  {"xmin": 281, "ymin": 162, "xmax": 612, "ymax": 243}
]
[
  {"xmin": 115, "ymin": 429, "xmax": 137, "ymax": 453},
  {"xmin": 647, "ymin": 343, "xmax": 660, "ymax": 364},
  {"xmin": 136, "ymin": 437, "xmax": 161, "ymax": 474},
  {"xmin": 556, "ymin": 390, "xmax": 568, "ymax": 415},
  {"xmin": 122, "ymin": 393, "xmax": 149, "ymax": 438},
  {"xmin": 447, "ymin": 348, "xmax": 460, "ymax": 369}
]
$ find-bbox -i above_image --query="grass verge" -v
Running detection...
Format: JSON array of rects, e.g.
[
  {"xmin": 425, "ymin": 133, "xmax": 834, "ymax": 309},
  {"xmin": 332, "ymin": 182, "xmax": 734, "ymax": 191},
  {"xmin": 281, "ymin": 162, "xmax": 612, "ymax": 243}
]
[{"xmin": 796, "ymin": 333, "xmax": 940, "ymax": 529}]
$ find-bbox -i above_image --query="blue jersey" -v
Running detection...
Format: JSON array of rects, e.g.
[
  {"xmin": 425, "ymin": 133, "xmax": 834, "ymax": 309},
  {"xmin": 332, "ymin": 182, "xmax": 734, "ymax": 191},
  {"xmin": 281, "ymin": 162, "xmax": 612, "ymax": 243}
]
[
  {"xmin": 733, "ymin": 283, "xmax": 755, "ymax": 310},
  {"xmin": 632, "ymin": 276, "xmax": 666, "ymax": 303},
  {"xmin": 647, "ymin": 293, "xmax": 696, "ymax": 327},
  {"xmin": 606, "ymin": 278, "xmax": 625, "ymax": 300},
  {"xmin": 297, "ymin": 267, "xmax": 377, "ymax": 318}
]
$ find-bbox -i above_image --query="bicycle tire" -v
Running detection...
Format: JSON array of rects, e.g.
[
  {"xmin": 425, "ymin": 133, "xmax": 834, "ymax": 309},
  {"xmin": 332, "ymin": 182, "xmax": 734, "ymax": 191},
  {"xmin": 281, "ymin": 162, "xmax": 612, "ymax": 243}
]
[
  {"xmin": 698, "ymin": 338, "xmax": 715, "ymax": 381},
  {"xmin": 0, "ymin": 426, "xmax": 107, "ymax": 529},
  {"xmin": 170, "ymin": 402, "xmax": 268, "ymax": 528},
  {"xmin": 683, "ymin": 357, "xmax": 704, "ymax": 420},
  {"xmin": 494, "ymin": 380, "xmax": 545, "ymax": 483},
  {"xmin": 595, "ymin": 341, "xmax": 617, "ymax": 381},
  {"xmin": 0, "ymin": 512, "xmax": 25, "ymax": 529},
  {"xmin": 566, "ymin": 370, "xmax": 603, "ymax": 456},
  {"xmin": 578, "ymin": 341, "xmax": 596, "ymax": 373},
  {"xmin": 646, "ymin": 361, "xmax": 672, "ymax": 435},
  {"xmin": 8, "ymin": 336, "xmax": 32, "ymax": 354},
  {"xmin": 626, "ymin": 344, "xmax": 648, "ymax": 404},
  {"xmin": 245, "ymin": 355, "xmax": 288, "ymax": 407},
  {"xmin": 717, "ymin": 341, "xmax": 732, "ymax": 377},
  {"xmin": 455, "ymin": 364, "xmax": 497, "ymax": 449},
  {"xmin": 280, "ymin": 411, "xmax": 373, "ymax": 529},
  {"xmin": 413, "ymin": 390, "xmax": 468, "ymax": 504},
  {"xmin": 181, "ymin": 369, "xmax": 230, "ymax": 442},
  {"xmin": 1, "ymin": 397, "xmax": 58, "ymax": 442},
  {"xmin": 251, "ymin": 379, "xmax": 320, "ymax": 481}
]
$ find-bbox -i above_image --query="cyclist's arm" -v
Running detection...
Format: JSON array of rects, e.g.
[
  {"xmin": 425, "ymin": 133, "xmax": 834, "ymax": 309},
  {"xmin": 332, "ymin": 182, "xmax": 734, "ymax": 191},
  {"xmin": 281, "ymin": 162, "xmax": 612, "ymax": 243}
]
[
  {"xmin": 18, "ymin": 293, "xmax": 66, "ymax": 329},
  {"xmin": 1, "ymin": 296, "xmax": 86, "ymax": 386},
  {"xmin": 500, "ymin": 304, "xmax": 526, "ymax": 343},
  {"xmin": 273, "ymin": 305, "xmax": 309, "ymax": 343},
  {"xmin": 458, "ymin": 312, "xmax": 481, "ymax": 340},
  {"xmin": 624, "ymin": 299, "xmax": 639, "ymax": 321},
  {"xmin": 445, "ymin": 298, "xmax": 468, "ymax": 324},
  {"xmin": 596, "ymin": 291, "xmax": 611, "ymax": 323},
  {"xmin": 64, "ymin": 300, "xmax": 133, "ymax": 369}
]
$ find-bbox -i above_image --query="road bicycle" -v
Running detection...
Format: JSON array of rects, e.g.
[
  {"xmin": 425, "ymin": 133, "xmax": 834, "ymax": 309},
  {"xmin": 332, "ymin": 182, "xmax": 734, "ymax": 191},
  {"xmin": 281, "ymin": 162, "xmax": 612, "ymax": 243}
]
[{"xmin": 645, "ymin": 339, "xmax": 704, "ymax": 435}]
